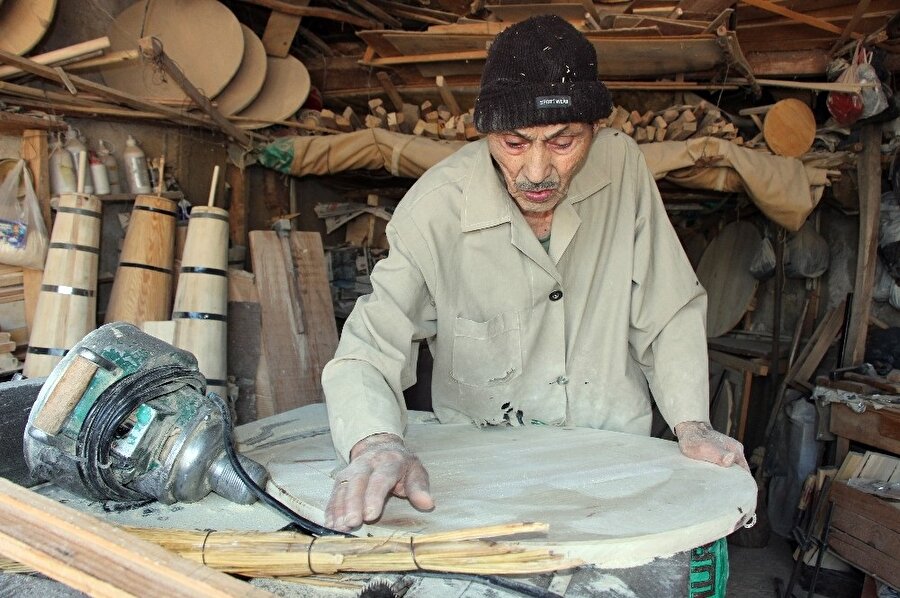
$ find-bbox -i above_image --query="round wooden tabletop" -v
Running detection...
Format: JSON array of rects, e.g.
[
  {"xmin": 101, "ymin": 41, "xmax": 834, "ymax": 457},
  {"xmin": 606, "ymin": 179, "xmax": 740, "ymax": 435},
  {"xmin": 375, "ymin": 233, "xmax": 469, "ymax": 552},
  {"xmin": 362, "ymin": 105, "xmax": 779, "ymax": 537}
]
[
  {"xmin": 763, "ymin": 98, "xmax": 816, "ymax": 158},
  {"xmin": 235, "ymin": 55, "xmax": 310, "ymax": 129},
  {"xmin": 213, "ymin": 24, "xmax": 268, "ymax": 117},
  {"xmin": 102, "ymin": 0, "xmax": 244, "ymax": 102},
  {"xmin": 0, "ymin": 0, "xmax": 57, "ymax": 55}
]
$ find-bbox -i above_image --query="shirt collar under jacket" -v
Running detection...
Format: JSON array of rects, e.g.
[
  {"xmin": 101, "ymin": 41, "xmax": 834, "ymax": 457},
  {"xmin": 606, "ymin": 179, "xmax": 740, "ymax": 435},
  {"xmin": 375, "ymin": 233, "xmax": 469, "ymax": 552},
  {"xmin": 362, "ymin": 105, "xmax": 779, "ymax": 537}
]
[{"xmin": 459, "ymin": 130, "xmax": 614, "ymax": 234}]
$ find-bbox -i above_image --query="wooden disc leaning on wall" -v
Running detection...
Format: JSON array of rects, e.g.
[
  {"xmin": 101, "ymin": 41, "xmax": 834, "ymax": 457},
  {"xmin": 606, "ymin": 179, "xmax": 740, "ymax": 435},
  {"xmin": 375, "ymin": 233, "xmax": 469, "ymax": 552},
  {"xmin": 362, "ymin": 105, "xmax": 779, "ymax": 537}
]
[
  {"xmin": 102, "ymin": 0, "xmax": 244, "ymax": 102},
  {"xmin": 0, "ymin": 0, "xmax": 57, "ymax": 55},
  {"xmin": 105, "ymin": 195, "xmax": 176, "ymax": 327},
  {"xmin": 235, "ymin": 55, "xmax": 310, "ymax": 129},
  {"xmin": 696, "ymin": 220, "xmax": 762, "ymax": 338},
  {"xmin": 763, "ymin": 98, "xmax": 816, "ymax": 158},
  {"xmin": 24, "ymin": 192, "xmax": 101, "ymax": 378},
  {"xmin": 172, "ymin": 206, "xmax": 229, "ymax": 398},
  {"xmin": 213, "ymin": 24, "xmax": 268, "ymax": 117}
]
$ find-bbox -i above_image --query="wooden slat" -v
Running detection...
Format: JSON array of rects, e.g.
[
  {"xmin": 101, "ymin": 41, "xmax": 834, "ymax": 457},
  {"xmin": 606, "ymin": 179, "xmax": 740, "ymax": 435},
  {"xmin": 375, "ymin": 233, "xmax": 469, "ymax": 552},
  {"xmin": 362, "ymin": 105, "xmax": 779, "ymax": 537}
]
[
  {"xmin": 829, "ymin": 530, "xmax": 900, "ymax": 590},
  {"xmin": 249, "ymin": 231, "xmax": 320, "ymax": 415},
  {"xmin": 843, "ymin": 124, "xmax": 881, "ymax": 366},
  {"xmin": 289, "ymin": 231, "xmax": 339, "ymax": 399},
  {"xmin": 787, "ymin": 301, "xmax": 846, "ymax": 385},
  {"xmin": 0, "ymin": 478, "xmax": 272, "ymax": 598}
]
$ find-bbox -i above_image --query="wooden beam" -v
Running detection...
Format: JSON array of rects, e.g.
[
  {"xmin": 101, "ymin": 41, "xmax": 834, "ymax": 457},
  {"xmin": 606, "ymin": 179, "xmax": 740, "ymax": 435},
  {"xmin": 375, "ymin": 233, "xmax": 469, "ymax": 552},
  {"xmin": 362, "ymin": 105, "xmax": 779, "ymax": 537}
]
[
  {"xmin": 739, "ymin": 0, "xmax": 861, "ymax": 39},
  {"xmin": 138, "ymin": 36, "xmax": 252, "ymax": 147},
  {"xmin": 0, "ymin": 48, "xmax": 219, "ymax": 131},
  {"xmin": 829, "ymin": 0, "xmax": 872, "ymax": 55},
  {"xmin": 0, "ymin": 478, "xmax": 272, "ymax": 597},
  {"xmin": 436, "ymin": 75, "xmax": 462, "ymax": 116},
  {"xmin": 842, "ymin": 124, "xmax": 881, "ymax": 366},
  {"xmin": 233, "ymin": 0, "xmax": 377, "ymax": 28},
  {"xmin": 0, "ymin": 37, "xmax": 110, "ymax": 80},
  {"xmin": 376, "ymin": 71, "xmax": 405, "ymax": 112},
  {"xmin": 226, "ymin": 163, "xmax": 249, "ymax": 251}
]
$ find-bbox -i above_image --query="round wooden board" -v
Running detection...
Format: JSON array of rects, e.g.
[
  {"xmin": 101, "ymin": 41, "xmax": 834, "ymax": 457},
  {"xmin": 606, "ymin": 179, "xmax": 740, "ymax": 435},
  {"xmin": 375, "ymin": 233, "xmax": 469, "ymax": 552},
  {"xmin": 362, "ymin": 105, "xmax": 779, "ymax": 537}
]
[
  {"xmin": 246, "ymin": 405, "xmax": 758, "ymax": 568},
  {"xmin": 235, "ymin": 55, "xmax": 310, "ymax": 129},
  {"xmin": 213, "ymin": 24, "xmax": 267, "ymax": 117},
  {"xmin": 696, "ymin": 221, "xmax": 761, "ymax": 338},
  {"xmin": 0, "ymin": 0, "xmax": 57, "ymax": 55},
  {"xmin": 763, "ymin": 98, "xmax": 816, "ymax": 158},
  {"xmin": 102, "ymin": 0, "xmax": 243, "ymax": 102}
]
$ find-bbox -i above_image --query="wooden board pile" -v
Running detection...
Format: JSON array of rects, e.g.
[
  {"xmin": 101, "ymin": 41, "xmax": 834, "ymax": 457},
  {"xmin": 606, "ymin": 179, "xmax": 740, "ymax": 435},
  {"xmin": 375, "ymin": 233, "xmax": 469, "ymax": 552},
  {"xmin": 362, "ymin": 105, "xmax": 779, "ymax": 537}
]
[
  {"xmin": 603, "ymin": 101, "xmax": 742, "ymax": 145},
  {"xmin": 0, "ymin": 265, "xmax": 25, "ymax": 373}
]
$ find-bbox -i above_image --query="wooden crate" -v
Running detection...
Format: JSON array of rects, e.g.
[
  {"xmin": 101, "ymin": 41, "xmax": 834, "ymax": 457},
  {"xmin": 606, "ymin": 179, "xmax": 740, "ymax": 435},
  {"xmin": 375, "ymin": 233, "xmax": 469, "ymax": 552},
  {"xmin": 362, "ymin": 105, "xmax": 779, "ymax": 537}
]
[{"xmin": 828, "ymin": 481, "xmax": 900, "ymax": 589}]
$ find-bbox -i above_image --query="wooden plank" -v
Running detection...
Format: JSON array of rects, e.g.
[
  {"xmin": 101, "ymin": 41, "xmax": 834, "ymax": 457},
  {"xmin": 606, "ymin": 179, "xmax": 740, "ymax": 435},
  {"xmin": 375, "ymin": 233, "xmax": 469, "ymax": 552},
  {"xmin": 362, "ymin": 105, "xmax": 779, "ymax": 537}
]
[
  {"xmin": 788, "ymin": 301, "xmax": 846, "ymax": 385},
  {"xmin": 31, "ymin": 355, "xmax": 98, "ymax": 435},
  {"xmin": 376, "ymin": 71, "xmax": 405, "ymax": 112},
  {"xmin": 843, "ymin": 124, "xmax": 881, "ymax": 366},
  {"xmin": 739, "ymin": 0, "xmax": 859, "ymax": 38},
  {"xmin": 289, "ymin": 232, "xmax": 339, "ymax": 399},
  {"xmin": 829, "ymin": 530, "xmax": 900, "ymax": 590},
  {"xmin": 0, "ymin": 478, "xmax": 272, "ymax": 597},
  {"xmin": 261, "ymin": 3, "xmax": 308, "ymax": 58},
  {"xmin": 675, "ymin": 0, "xmax": 735, "ymax": 16},
  {"xmin": 249, "ymin": 231, "xmax": 319, "ymax": 414},
  {"xmin": 829, "ymin": 404, "xmax": 900, "ymax": 457}
]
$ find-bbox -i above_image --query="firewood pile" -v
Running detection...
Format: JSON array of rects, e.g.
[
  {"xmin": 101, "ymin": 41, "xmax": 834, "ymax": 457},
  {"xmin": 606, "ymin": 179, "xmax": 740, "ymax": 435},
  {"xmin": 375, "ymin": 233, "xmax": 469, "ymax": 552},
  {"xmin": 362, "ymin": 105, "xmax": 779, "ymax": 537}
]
[{"xmin": 297, "ymin": 97, "xmax": 743, "ymax": 145}]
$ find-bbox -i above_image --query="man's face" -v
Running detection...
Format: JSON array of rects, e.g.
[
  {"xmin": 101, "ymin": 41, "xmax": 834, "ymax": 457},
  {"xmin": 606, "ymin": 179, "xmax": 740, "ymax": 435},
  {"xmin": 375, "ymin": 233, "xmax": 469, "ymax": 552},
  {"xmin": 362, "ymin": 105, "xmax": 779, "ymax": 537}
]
[{"xmin": 486, "ymin": 122, "xmax": 596, "ymax": 215}]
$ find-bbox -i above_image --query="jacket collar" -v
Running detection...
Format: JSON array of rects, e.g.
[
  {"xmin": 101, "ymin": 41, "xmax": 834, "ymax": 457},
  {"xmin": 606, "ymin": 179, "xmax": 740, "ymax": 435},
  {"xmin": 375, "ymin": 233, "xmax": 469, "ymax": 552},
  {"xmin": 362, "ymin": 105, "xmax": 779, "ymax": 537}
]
[{"xmin": 460, "ymin": 133, "xmax": 612, "ymax": 233}]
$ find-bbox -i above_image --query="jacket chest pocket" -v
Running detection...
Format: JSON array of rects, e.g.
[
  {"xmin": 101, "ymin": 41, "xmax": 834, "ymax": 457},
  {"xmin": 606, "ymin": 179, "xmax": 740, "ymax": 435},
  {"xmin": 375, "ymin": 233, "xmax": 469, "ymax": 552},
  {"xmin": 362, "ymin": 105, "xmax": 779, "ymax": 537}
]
[{"xmin": 450, "ymin": 311, "xmax": 523, "ymax": 387}]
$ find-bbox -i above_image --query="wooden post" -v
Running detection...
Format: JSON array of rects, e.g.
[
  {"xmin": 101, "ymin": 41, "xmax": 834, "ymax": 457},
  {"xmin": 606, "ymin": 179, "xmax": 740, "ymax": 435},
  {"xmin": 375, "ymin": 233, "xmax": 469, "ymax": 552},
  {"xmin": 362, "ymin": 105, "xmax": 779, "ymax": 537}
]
[
  {"xmin": 842, "ymin": 124, "xmax": 882, "ymax": 366},
  {"xmin": 436, "ymin": 75, "xmax": 462, "ymax": 116},
  {"xmin": 376, "ymin": 71, "xmax": 405, "ymax": 112},
  {"xmin": 20, "ymin": 129, "xmax": 50, "ymax": 337},
  {"xmin": 225, "ymin": 163, "xmax": 248, "ymax": 250}
]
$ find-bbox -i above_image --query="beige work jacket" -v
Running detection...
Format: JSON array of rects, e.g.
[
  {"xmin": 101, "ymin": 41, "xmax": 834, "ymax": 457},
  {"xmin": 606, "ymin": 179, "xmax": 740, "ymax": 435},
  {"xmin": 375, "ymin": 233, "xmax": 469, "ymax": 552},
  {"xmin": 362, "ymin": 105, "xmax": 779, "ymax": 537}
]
[{"xmin": 323, "ymin": 128, "xmax": 710, "ymax": 461}]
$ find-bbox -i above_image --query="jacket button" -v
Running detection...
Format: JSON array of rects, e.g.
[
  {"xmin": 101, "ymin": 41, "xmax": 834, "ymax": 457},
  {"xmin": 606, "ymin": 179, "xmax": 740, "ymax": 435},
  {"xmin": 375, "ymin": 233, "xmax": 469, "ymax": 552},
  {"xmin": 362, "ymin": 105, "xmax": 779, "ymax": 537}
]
[
  {"xmin": 556, "ymin": 375, "xmax": 569, "ymax": 385},
  {"xmin": 549, "ymin": 290, "xmax": 563, "ymax": 301}
]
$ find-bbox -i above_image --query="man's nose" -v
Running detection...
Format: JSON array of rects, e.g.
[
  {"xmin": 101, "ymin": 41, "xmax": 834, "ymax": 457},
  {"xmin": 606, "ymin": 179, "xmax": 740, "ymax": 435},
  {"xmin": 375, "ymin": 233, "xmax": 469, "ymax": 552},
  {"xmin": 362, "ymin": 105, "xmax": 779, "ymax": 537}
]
[{"xmin": 522, "ymin": 145, "xmax": 552, "ymax": 183}]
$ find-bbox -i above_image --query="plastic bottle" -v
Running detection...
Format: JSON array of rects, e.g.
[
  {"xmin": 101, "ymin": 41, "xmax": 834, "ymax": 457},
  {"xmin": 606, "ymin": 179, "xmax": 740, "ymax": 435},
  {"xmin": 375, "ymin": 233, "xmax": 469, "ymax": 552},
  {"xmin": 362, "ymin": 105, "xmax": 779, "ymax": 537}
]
[
  {"xmin": 89, "ymin": 152, "xmax": 111, "ymax": 195},
  {"xmin": 123, "ymin": 135, "xmax": 152, "ymax": 194},
  {"xmin": 64, "ymin": 127, "xmax": 93, "ymax": 194},
  {"xmin": 49, "ymin": 136, "xmax": 77, "ymax": 195},
  {"xmin": 97, "ymin": 140, "xmax": 122, "ymax": 194}
]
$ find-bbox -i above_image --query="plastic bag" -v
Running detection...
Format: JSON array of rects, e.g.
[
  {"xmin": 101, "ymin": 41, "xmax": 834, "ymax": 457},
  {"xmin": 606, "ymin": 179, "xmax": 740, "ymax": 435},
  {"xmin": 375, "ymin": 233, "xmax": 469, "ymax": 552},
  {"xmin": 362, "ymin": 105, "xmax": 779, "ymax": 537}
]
[
  {"xmin": 784, "ymin": 221, "xmax": 829, "ymax": 279},
  {"xmin": 0, "ymin": 159, "xmax": 48, "ymax": 270},
  {"xmin": 750, "ymin": 235, "xmax": 776, "ymax": 280},
  {"xmin": 827, "ymin": 49, "xmax": 865, "ymax": 126}
]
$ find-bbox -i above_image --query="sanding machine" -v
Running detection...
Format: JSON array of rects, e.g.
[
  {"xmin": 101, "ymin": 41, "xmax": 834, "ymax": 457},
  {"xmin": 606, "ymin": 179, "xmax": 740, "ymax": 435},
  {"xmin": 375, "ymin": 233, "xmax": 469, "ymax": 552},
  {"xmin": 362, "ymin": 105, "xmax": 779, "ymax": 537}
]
[{"xmin": 23, "ymin": 322, "xmax": 268, "ymax": 506}]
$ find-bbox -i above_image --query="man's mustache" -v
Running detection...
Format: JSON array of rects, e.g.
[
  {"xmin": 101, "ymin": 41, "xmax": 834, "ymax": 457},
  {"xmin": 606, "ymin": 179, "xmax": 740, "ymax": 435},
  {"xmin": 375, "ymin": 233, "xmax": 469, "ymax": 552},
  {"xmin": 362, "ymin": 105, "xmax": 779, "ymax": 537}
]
[{"xmin": 516, "ymin": 178, "xmax": 559, "ymax": 192}]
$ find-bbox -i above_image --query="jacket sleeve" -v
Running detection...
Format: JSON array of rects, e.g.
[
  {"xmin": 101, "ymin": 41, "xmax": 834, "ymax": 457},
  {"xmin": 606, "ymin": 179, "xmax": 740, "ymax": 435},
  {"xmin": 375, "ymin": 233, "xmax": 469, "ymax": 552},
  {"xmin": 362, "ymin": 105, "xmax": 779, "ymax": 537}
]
[
  {"xmin": 322, "ymin": 216, "xmax": 438, "ymax": 462},
  {"xmin": 627, "ymin": 150, "xmax": 711, "ymax": 430}
]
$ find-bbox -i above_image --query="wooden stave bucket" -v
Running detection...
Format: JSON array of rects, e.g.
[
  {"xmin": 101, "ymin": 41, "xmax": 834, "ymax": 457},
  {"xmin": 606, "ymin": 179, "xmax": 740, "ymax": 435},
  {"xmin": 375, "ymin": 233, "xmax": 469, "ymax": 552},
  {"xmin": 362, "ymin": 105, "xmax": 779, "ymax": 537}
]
[
  {"xmin": 105, "ymin": 194, "xmax": 176, "ymax": 327},
  {"xmin": 172, "ymin": 206, "xmax": 229, "ymax": 397},
  {"xmin": 24, "ymin": 193, "xmax": 102, "ymax": 378}
]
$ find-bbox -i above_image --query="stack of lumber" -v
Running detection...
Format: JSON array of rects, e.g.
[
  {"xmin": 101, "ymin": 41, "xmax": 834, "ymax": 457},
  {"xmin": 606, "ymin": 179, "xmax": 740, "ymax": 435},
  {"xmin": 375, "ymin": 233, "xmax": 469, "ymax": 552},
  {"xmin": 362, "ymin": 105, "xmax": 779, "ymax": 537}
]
[
  {"xmin": 603, "ymin": 101, "xmax": 742, "ymax": 145},
  {"xmin": 0, "ymin": 265, "xmax": 25, "ymax": 372}
]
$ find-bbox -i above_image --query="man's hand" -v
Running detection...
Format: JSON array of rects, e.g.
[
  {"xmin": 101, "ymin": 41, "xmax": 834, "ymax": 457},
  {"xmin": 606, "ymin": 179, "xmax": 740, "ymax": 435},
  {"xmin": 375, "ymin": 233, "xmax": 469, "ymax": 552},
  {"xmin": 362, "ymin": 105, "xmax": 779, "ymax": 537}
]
[
  {"xmin": 324, "ymin": 433, "xmax": 434, "ymax": 532},
  {"xmin": 675, "ymin": 421, "xmax": 749, "ymax": 471}
]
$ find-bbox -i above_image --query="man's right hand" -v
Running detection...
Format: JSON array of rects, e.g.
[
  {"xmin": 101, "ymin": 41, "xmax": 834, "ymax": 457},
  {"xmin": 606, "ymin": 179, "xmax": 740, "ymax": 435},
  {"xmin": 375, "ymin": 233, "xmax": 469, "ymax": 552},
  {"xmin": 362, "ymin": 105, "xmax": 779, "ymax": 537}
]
[{"xmin": 324, "ymin": 433, "xmax": 434, "ymax": 532}]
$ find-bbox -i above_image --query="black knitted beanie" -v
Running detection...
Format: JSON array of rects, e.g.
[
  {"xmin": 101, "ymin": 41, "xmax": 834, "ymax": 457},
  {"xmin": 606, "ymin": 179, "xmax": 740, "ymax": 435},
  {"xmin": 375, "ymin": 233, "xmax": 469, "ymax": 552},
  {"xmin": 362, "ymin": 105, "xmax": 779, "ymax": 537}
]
[{"xmin": 474, "ymin": 15, "xmax": 613, "ymax": 133}]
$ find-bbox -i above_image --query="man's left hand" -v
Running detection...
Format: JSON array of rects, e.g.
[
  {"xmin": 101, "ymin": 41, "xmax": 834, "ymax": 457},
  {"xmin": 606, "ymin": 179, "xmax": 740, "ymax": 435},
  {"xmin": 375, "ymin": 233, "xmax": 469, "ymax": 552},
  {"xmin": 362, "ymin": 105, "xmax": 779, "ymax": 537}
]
[{"xmin": 674, "ymin": 421, "xmax": 749, "ymax": 470}]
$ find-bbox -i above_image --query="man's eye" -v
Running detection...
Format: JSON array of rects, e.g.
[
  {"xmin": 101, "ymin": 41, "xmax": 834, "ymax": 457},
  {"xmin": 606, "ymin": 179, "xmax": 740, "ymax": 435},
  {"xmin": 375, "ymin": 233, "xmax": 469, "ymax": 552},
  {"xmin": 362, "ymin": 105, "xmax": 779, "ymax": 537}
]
[
  {"xmin": 551, "ymin": 138, "xmax": 574, "ymax": 149},
  {"xmin": 505, "ymin": 140, "xmax": 525, "ymax": 149}
]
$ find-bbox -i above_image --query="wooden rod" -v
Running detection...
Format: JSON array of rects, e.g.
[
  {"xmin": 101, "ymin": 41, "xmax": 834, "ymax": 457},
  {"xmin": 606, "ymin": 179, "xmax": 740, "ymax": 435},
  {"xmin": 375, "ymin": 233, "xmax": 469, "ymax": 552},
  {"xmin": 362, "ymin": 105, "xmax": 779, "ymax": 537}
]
[
  {"xmin": 0, "ymin": 478, "xmax": 272, "ymax": 597},
  {"xmin": 739, "ymin": 0, "xmax": 860, "ymax": 38},
  {"xmin": 376, "ymin": 71, "xmax": 405, "ymax": 112},
  {"xmin": 0, "ymin": 37, "xmax": 110, "ymax": 80},
  {"xmin": 63, "ymin": 49, "xmax": 140, "ymax": 73},
  {"xmin": 138, "ymin": 36, "xmax": 252, "ymax": 148},
  {"xmin": 436, "ymin": 75, "xmax": 462, "ymax": 116},
  {"xmin": 208, "ymin": 165, "xmax": 220, "ymax": 207}
]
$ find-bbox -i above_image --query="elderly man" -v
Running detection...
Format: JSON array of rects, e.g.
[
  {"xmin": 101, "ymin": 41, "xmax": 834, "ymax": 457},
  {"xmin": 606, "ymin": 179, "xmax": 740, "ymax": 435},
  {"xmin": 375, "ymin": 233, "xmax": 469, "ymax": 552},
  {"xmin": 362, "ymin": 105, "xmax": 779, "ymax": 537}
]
[{"xmin": 322, "ymin": 14, "xmax": 747, "ymax": 533}]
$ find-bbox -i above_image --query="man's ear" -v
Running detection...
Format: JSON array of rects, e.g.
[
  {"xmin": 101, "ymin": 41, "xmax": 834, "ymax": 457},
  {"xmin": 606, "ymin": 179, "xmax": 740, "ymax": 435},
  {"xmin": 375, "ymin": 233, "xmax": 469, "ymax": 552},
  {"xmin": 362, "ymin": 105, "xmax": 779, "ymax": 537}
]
[{"xmin": 591, "ymin": 121, "xmax": 601, "ymax": 135}]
